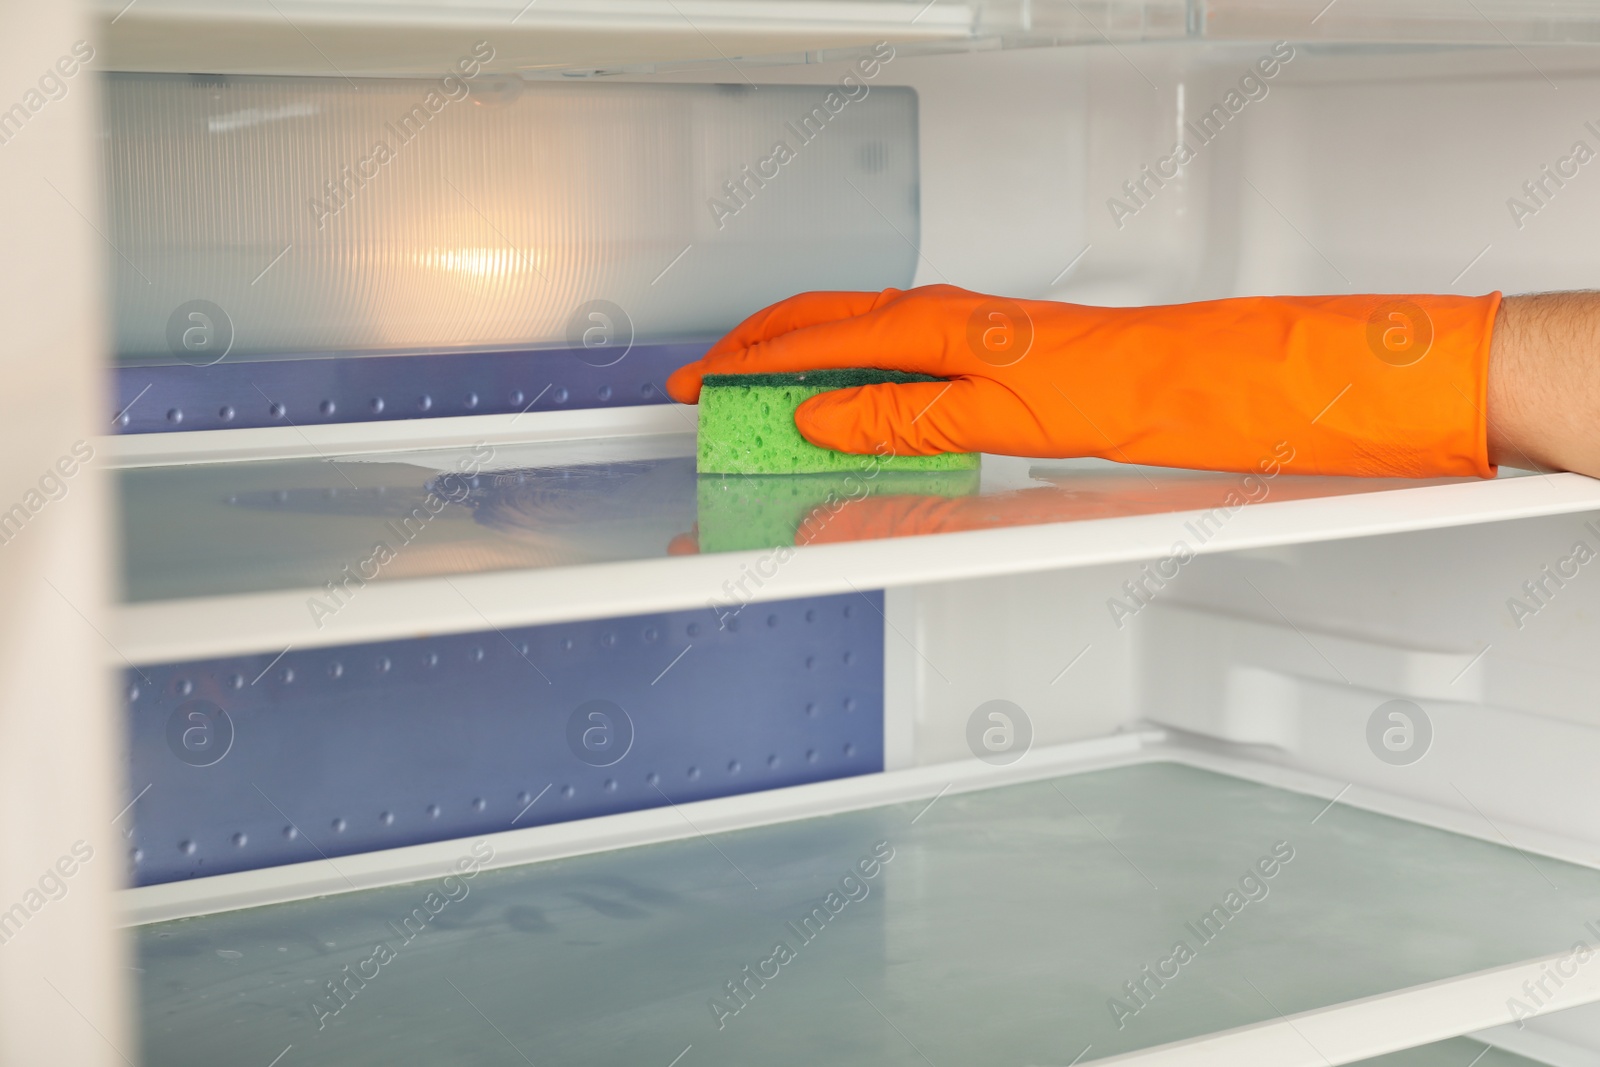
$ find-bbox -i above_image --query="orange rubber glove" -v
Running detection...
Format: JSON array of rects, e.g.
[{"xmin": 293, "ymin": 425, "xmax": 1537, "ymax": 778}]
[{"xmin": 666, "ymin": 285, "xmax": 1502, "ymax": 478}]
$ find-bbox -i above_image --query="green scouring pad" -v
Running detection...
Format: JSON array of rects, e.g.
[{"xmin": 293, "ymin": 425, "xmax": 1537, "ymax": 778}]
[{"xmin": 696, "ymin": 369, "xmax": 981, "ymax": 475}]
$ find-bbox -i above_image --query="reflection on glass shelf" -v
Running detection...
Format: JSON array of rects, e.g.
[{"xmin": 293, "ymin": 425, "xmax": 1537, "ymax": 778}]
[
  {"xmin": 136, "ymin": 763, "xmax": 1600, "ymax": 1066},
  {"xmin": 118, "ymin": 434, "xmax": 1480, "ymax": 603}
]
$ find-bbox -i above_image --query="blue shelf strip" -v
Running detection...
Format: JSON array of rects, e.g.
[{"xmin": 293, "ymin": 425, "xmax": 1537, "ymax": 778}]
[
  {"xmin": 111, "ymin": 341, "xmax": 710, "ymax": 433},
  {"xmin": 122, "ymin": 593, "xmax": 885, "ymax": 885}
]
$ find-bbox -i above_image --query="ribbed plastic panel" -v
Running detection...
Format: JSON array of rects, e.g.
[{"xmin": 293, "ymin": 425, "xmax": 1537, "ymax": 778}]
[
  {"xmin": 121, "ymin": 593, "xmax": 885, "ymax": 886},
  {"xmin": 103, "ymin": 75, "xmax": 919, "ymax": 360}
]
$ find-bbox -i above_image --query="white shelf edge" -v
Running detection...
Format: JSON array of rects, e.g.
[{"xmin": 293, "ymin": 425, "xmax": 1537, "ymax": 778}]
[
  {"xmin": 92, "ymin": 0, "xmax": 978, "ymax": 33},
  {"xmin": 94, "ymin": 0, "xmax": 977, "ymax": 79},
  {"xmin": 115, "ymin": 471, "xmax": 1600, "ymax": 664},
  {"xmin": 1473, "ymin": 1022, "xmax": 1600, "ymax": 1067},
  {"xmin": 1093, "ymin": 950, "xmax": 1600, "ymax": 1067}
]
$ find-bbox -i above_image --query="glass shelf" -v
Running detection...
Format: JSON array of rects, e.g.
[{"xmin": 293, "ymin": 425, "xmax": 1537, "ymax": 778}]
[
  {"xmin": 134, "ymin": 761, "xmax": 1600, "ymax": 1065},
  {"xmin": 117, "ymin": 431, "xmax": 1483, "ymax": 604},
  {"xmin": 113, "ymin": 429, "xmax": 1600, "ymax": 663}
]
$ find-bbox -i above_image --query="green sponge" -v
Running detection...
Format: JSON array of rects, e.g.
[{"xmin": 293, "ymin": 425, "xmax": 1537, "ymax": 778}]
[{"xmin": 696, "ymin": 369, "xmax": 980, "ymax": 475}]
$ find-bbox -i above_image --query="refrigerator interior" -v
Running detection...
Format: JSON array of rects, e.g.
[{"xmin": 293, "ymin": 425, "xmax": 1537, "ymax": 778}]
[{"xmin": 82, "ymin": 11, "xmax": 1600, "ymax": 1066}]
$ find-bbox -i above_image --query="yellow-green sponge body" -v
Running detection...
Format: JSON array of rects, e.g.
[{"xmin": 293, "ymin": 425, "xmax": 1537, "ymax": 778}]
[{"xmin": 695, "ymin": 370, "xmax": 981, "ymax": 475}]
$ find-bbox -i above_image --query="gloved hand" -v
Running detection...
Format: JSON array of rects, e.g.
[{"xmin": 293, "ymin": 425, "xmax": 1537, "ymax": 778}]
[{"xmin": 665, "ymin": 285, "xmax": 1501, "ymax": 478}]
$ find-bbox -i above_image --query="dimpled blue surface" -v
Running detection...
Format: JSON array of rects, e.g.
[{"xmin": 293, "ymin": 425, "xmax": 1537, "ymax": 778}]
[
  {"xmin": 111, "ymin": 342, "xmax": 707, "ymax": 433},
  {"xmin": 121, "ymin": 593, "xmax": 884, "ymax": 885}
]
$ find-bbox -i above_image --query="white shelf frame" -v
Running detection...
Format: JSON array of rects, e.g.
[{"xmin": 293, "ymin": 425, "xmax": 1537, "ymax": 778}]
[
  {"xmin": 92, "ymin": 0, "xmax": 1600, "ymax": 82},
  {"xmin": 92, "ymin": 0, "xmax": 978, "ymax": 78}
]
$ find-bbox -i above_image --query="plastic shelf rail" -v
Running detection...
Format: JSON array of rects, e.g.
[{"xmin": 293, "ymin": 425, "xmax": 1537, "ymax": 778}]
[{"xmin": 112, "ymin": 342, "xmax": 707, "ymax": 433}]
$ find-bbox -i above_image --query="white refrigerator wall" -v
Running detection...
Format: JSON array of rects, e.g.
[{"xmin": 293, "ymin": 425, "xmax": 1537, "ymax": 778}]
[
  {"xmin": 0, "ymin": 4, "xmax": 127, "ymax": 1067},
  {"xmin": 1139, "ymin": 516, "xmax": 1600, "ymax": 849},
  {"xmin": 886, "ymin": 567, "xmax": 1139, "ymax": 768},
  {"xmin": 888, "ymin": 505, "xmax": 1600, "ymax": 853},
  {"xmin": 1058, "ymin": 42, "xmax": 1600, "ymax": 302},
  {"xmin": 664, "ymin": 41, "xmax": 1600, "ymax": 303}
]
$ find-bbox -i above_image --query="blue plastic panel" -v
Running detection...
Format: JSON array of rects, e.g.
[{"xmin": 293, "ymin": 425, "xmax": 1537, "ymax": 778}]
[
  {"xmin": 122, "ymin": 593, "xmax": 884, "ymax": 886},
  {"xmin": 112, "ymin": 341, "xmax": 705, "ymax": 433}
]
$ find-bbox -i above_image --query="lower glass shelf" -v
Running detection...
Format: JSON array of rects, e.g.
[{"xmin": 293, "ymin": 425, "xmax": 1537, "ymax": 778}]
[
  {"xmin": 136, "ymin": 761, "xmax": 1600, "ymax": 1066},
  {"xmin": 1358, "ymin": 1039, "xmax": 1540, "ymax": 1066}
]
